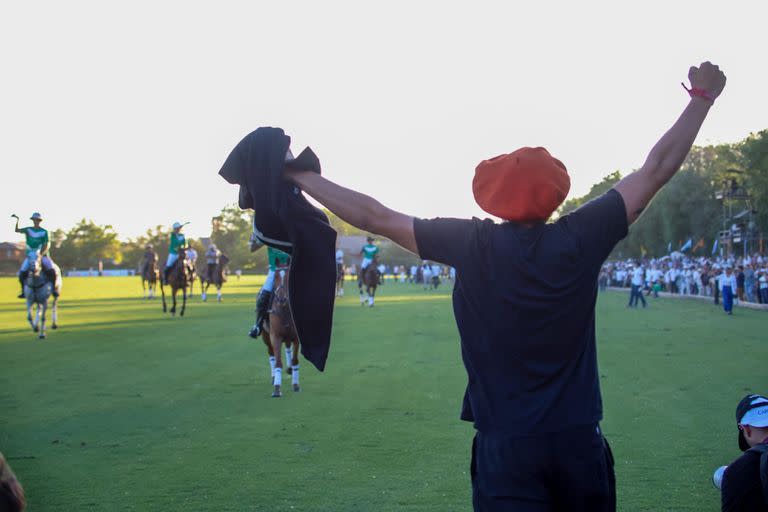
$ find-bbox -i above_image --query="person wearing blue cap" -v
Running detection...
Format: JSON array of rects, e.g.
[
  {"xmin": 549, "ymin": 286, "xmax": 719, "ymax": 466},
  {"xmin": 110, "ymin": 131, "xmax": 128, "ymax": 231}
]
[{"xmin": 12, "ymin": 212, "xmax": 56, "ymax": 299}]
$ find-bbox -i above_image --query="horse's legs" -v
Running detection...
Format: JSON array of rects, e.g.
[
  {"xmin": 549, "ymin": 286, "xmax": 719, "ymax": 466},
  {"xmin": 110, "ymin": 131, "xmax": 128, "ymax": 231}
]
[
  {"xmin": 171, "ymin": 288, "xmax": 177, "ymax": 316},
  {"xmin": 216, "ymin": 283, "xmax": 222, "ymax": 302},
  {"xmin": 27, "ymin": 298, "xmax": 35, "ymax": 332},
  {"xmin": 141, "ymin": 278, "xmax": 147, "ymax": 298},
  {"xmin": 261, "ymin": 331, "xmax": 276, "ymax": 382},
  {"xmin": 284, "ymin": 344, "xmax": 293, "ymax": 374},
  {"xmin": 51, "ymin": 296, "xmax": 58, "ymax": 329},
  {"xmin": 270, "ymin": 321, "xmax": 283, "ymax": 397},
  {"xmin": 201, "ymin": 281, "xmax": 208, "ymax": 302},
  {"xmin": 359, "ymin": 278, "xmax": 365, "ymax": 305},
  {"xmin": 291, "ymin": 339, "xmax": 300, "ymax": 392},
  {"xmin": 39, "ymin": 300, "xmax": 47, "ymax": 339},
  {"xmin": 368, "ymin": 286, "xmax": 375, "ymax": 307},
  {"xmin": 160, "ymin": 281, "xmax": 167, "ymax": 313},
  {"xmin": 180, "ymin": 288, "xmax": 187, "ymax": 317}
]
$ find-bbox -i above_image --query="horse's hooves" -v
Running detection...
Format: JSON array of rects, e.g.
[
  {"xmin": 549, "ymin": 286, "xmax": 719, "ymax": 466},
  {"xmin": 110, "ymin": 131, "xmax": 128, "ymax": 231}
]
[
  {"xmin": 180, "ymin": 311, "xmax": 185, "ymax": 317},
  {"xmin": 293, "ymin": 384, "xmax": 301, "ymax": 392},
  {"xmin": 52, "ymin": 324, "xmax": 58, "ymax": 330},
  {"xmin": 287, "ymin": 367, "xmax": 293, "ymax": 375},
  {"xmin": 39, "ymin": 334, "xmax": 46, "ymax": 339},
  {"xmin": 33, "ymin": 326, "xmax": 39, "ymax": 333},
  {"xmin": 272, "ymin": 387, "xmax": 282, "ymax": 398}
]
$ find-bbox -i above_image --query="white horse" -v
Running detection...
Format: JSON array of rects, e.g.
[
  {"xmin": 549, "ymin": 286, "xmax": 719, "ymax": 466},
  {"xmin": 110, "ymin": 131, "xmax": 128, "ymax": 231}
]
[{"xmin": 23, "ymin": 250, "xmax": 62, "ymax": 339}]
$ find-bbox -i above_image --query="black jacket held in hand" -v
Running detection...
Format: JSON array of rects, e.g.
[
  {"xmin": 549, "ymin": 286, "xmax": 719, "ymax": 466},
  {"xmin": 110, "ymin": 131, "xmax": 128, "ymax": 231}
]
[{"xmin": 218, "ymin": 127, "xmax": 337, "ymax": 371}]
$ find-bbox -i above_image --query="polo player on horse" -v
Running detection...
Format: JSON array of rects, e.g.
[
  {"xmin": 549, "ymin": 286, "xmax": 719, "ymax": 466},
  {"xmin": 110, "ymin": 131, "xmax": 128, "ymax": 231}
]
[
  {"xmin": 249, "ymin": 246, "xmax": 291, "ymax": 338},
  {"xmin": 205, "ymin": 243, "xmax": 221, "ymax": 282},
  {"xmin": 140, "ymin": 243, "xmax": 159, "ymax": 298},
  {"xmin": 163, "ymin": 222, "xmax": 189, "ymax": 284},
  {"xmin": 13, "ymin": 213, "xmax": 57, "ymax": 299},
  {"xmin": 141, "ymin": 244, "xmax": 159, "ymax": 274},
  {"xmin": 358, "ymin": 236, "xmax": 379, "ymax": 286}
]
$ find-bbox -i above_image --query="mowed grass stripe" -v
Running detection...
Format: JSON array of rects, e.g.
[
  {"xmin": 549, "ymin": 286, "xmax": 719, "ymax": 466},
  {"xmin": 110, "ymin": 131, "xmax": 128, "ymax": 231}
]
[{"xmin": 0, "ymin": 276, "xmax": 765, "ymax": 511}]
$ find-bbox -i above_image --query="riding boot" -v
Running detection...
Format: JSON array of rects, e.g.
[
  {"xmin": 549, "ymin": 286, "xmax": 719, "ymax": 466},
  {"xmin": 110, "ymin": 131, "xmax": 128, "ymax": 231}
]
[
  {"xmin": 44, "ymin": 268, "xmax": 59, "ymax": 297},
  {"xmin": 163, "ymin": 266, "xmax": 171, "ymax": 285},
  {"xmin": 18, "ymin": 271, "xmax": 28, "ymax": 298},
  {"xmin": 248, "ymin": 289, "xmax": 273, "ymax": 338}
]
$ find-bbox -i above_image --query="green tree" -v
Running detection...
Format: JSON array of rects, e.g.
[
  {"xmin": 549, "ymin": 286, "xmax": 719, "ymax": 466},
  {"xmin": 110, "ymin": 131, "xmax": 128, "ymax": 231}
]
[
  {"xmin": 612, "ymin": 144, "xmax": 739, "ymax": 258},
  {"xmin": 121, "ymin": 225, "xmax": 172, "ymax": 271},
  {"xmin": 210, "ymin": 204, "xmax": 266, "ymax": 271},
  {"xmin": 558, "ymin": 171, "xmax": 623, "ymax": 217},
  {"xmin": 741, "ymin": 130, "xmax": 768, "ymax": 232},
  {"xmin": 54, "ymin": 219, "xmax": 122, "ymax": 269}
]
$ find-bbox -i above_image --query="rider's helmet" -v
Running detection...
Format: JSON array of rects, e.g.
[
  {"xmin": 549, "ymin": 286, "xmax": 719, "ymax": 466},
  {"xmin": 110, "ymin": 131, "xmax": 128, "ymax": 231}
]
[
  {"xmin": 146, "ymin": 243, "xmax": 153, "ymax": 250},
  {"xmin": 367, "ymin": 236, "xmax": 374, "ymax": 243},
  {"xmin": 30, "ymin": 212, "xmax": 43, "ymax": 222},
  {"xmin": 172, "ymin": 222, "xmax": 183, "ymax": 230}
]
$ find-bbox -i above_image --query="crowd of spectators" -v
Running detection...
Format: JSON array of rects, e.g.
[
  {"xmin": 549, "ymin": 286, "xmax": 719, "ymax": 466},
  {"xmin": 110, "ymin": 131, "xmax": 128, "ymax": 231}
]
[{"xmin": 600, "ymin": 252, "xmax": 768, "ymax": 305}]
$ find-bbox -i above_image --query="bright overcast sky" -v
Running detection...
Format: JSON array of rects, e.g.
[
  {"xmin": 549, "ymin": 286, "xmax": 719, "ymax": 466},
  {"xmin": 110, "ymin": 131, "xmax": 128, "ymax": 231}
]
[{"xmin": 1, "ymin": 0, "xmax": 766, "ymax": 242}]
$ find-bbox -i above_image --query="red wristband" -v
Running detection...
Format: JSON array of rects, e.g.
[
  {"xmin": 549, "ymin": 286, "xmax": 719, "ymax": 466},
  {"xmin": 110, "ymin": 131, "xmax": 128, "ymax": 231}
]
[{"xmin": 681, "ymin": 83, "xmax": 715, "ymax": 102}]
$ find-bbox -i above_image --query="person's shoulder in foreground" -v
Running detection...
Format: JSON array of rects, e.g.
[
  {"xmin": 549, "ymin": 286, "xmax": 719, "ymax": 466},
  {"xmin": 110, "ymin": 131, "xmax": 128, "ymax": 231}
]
[{"xmin": 721, "ymin": 393, "xmax": 768, "ymax": 511}]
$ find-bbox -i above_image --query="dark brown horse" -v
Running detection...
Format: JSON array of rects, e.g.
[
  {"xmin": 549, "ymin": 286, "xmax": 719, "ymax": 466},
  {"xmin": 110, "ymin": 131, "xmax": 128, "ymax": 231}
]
[
  {"xmin": 160, "ymin": 249, "xmax": 192, "ymax": 317},
  {"xmin": 140, "ymin": 254, "xmax": 159, "ymax": 299},
  {"xmin": 260, "ymin": 266, "xmax": 300, "ymax": 397},
  {"xmin": 199, "ymin": 253, "xmax": 230, "ymax": 302},
  {"xmin": 358, "ymin": 261, "xmax": 380, "ymax": 307}
]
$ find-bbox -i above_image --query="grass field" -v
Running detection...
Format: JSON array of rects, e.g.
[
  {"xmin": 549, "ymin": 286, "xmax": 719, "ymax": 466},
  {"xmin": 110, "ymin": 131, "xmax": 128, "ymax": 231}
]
[{"xmin": 0, "ymin": 276, "xmax": 766, "ymax": 511}]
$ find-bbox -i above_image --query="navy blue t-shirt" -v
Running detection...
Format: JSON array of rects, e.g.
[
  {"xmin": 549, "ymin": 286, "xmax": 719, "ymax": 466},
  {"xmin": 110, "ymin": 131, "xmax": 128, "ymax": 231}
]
[{"xmin": 414, "ymin": 190, "xmax": 628, "ymax": 435}]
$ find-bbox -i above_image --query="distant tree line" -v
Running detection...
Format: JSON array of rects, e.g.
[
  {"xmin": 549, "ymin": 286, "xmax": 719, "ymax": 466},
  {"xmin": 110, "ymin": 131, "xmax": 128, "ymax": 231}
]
[
  {"xmin": 25, "ymin": 129, "xmax": 768, "ymax": 270},
  {"xmin": 43, "ymin": 204, "xmax": 420, "ymax": 273},
  {"xmin": 558, "ymin": 130, "xmax": 768, "ymax": 258}
]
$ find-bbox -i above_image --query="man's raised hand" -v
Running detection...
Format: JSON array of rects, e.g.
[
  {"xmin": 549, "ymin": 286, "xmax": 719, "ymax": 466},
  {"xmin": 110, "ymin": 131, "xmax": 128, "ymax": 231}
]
[{"xmin": 688, "ymin": 61, "xmax": 726, "ymax": 100}]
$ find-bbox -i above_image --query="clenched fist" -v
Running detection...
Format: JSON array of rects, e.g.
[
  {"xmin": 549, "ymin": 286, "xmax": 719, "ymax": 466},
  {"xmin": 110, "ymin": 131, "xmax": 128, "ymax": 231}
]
[{"xmin": 688, "ymin": 61, "xmax": 726, "ymax": 100}]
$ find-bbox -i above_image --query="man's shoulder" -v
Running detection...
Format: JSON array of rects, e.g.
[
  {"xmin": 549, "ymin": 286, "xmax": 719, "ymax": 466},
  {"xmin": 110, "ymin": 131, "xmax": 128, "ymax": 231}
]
[{"xmin": 726, "ymin": 449, "xmax": 762, "ymax": 478}]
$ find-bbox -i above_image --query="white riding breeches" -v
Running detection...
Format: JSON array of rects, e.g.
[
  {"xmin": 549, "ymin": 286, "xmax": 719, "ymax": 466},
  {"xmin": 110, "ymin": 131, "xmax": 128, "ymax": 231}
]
[
  {"xmin": 166, "ymin": 253, "xmax": 179, "ymax": 268},
  {"xmin": 361, "ymin": 258, "xmax": 373, "ymax": 269},
  {"xmin": 263, "ymin": 270, "xmax": 276, "ymax": 292},
  {"xmin": 20, "ymin": 256, "xmax": 53, "ymax": 272}
]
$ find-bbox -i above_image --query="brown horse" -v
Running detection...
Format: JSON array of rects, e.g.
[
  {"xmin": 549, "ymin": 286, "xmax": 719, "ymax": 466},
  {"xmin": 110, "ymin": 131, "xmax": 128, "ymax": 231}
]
[
  {"xmin": 358, "ymin": 261, "xmax": 380, "ymax": 307},
  {"xmin": 199, "ymin": 253, "xmax": 230, "ymax": 302},
  {"xmin": 141, "ymin": 255, "xmax": 159, "ymax": 299},
  {"xmin": 160, "ymin": 249, "xmax": 192, "ymax": 317},
  {"xmin": 260, "ymin": 266, "xmax": 300, "ymax": 397}
]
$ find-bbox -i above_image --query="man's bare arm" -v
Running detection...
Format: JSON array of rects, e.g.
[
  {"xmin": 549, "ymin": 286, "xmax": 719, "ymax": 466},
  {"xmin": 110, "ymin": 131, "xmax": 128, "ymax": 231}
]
[
  {"xmin": 11, "ymin": 214, "xmax": 22, "ymax": 233},
  {"xmin": 285, "ymin": 170, "xmax": 418, "ymax": 254},
  {"xmin": 614, "ymin": 61, "xmax": 726, "ymax": 225}
]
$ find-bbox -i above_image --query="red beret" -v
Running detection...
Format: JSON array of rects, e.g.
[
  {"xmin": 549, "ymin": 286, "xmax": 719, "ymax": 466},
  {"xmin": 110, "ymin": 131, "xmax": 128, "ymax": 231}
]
[{"xmin": 472, "ymin": 147, "xmax": 570, "ymax": 222}]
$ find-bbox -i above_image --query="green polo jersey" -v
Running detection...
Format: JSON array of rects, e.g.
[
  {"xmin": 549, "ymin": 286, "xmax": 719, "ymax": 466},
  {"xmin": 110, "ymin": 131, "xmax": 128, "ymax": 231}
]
[
  {"xmin": 268, "ymin": 247, "xmax": 290, "ymax": 271},
  {"xmin": 169, "ymin": 232, "xmax": 188, "ymax": 254},
  {"xmin": 21, "ymin": 226, "xmax": 49, "ymax": 255},
  {"xmin": 361, "ymin": 244, "xmax": 379, "ymax": 259}
]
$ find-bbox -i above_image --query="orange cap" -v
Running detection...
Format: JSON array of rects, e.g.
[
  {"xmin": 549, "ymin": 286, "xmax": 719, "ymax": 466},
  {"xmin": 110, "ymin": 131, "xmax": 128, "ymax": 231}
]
[{"xmin": 472, "ymin": 147, "xmax": 570, "ymax": 222}]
